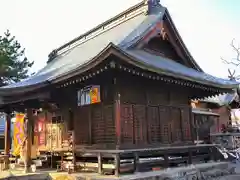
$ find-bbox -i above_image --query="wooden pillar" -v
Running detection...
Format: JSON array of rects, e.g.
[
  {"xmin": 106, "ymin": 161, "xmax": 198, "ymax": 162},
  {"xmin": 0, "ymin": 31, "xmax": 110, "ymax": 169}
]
[
  {"xmin": 188, "ymin": 149, "xmax": 192, "ymax": 164},
  {"xmin": 113, "ymin": 76, "xmax": 121, "ymax": 149},
  {"xmin": 72, "ymin": 131, "xmax": 76, "ymax": 173},
  {"xmin": 115, "ymin": 93, "xmax": 121, "ymax": 148},
  {"xmin": 133, "ymin": 152, "xmax": 139, "ymax": 172},
  {"xmin": 210, "ymin": 146, "xmax": 217, "ymax": 161},
  {"xmin": 163, "ymin": 152, "xmax": 169, "ymax": 168},
  {"xmin": 97, "ymin": 153, "xmax": 102, "ymax": 174},
  {"xmin": 189, "ymin": 106, "xmax": 194, "ymax": 142},
  {"xmin": 180, "ymin": 110, "xmax": 184, "ymax": 141},
  {"xmin": 24, "ymin": 109, "xmax": 34, "ymax": 173},
  {"xmin": 114, "ymin": 154, "xmax": 120, "ymax": 176},
  {"xmin": 4, "ymin": 112, "xmax": 11, "ymax": 169},
  {"xmin": 88, "ymin": 107, "xmax": 92, "ymax": 145}
]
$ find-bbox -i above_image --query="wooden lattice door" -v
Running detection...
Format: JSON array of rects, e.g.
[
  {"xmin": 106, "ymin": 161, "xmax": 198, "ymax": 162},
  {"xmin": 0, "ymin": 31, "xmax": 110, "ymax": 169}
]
[
  {"xmin": 159, "ymin": 106, "xmax": 171, "ymax": 144},
  {"xmin": 133, "ymin": 105, "xmax": 146, "ymax": 145},
  {"xmin": 170, "ymin": 107, "xmax": 182, "ymax": 142},
  {"xmin": 147, "ymin": 106, "xmax": 161, "ymax": 144},
  {"xmin": 121, "ymin": 104, "xmax": 134, "ymax": 145},
  {"xmin": 91, "ymin": 105, "xmax": 105, "ymax": 144},
  {"xmin": 74, "ymin": 106, "xmax": 90, "ymax": 145},
  {"xmin": 181, "ymin": 107, "xmax": 191, "ymax": 141}
]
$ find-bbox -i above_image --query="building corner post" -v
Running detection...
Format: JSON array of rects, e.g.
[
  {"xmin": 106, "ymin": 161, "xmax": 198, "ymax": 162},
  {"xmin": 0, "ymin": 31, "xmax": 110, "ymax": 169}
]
[
  {"xmin": 4, "ymin": 111, "xmax": 11, "ymax": 170},
  {"xmin": 115, "ymin": 93, "xmax": 121, "ymax": 149},
  {"xmin": 24, "ymin": 108, "xmax": 34, "ymax": 173},
  {"xmin": 114, "ymin": 76, "xmax": 121, "ymax": 149}
]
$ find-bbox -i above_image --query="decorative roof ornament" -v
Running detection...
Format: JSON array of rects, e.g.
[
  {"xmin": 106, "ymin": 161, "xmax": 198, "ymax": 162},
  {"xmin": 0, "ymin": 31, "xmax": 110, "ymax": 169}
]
[
  {"xmin": 47, "ymin": 49, "xmax": 57, "ymax": 63},
  {"xmin": 145, "ymin": 0, "xmax": 161, "ymax": 14}
]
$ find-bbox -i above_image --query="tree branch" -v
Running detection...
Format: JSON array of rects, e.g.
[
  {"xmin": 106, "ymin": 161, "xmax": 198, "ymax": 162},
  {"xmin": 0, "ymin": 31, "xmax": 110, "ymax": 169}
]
[
  {"xmin": 221, "ymin": 57, "xmax": 240, "ymax": 66},
  {"xmin": 222, "ymin": 39, "xmax": 240, "ymax": 66},
  {"xmin": 231, "ymin": 39, "xmax": 240, "ymax": 62},
  {"xmin": 221, "ymin": 39, "xmax": 240, "ymax": 80}
]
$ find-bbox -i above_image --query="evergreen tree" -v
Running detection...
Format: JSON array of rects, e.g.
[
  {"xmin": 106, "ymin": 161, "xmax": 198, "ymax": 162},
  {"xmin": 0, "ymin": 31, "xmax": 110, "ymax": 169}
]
[{"xmin": 0, "ymin": 30, "xmax": 33, "ymax": 86}]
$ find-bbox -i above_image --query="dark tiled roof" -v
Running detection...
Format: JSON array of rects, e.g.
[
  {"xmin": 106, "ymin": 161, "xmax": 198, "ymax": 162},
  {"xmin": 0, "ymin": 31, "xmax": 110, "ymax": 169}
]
[
  {"xmin": 0, "ymin": 3, "xmax": 154, "ymax": 92},
  {"xmin": 0, "ymin": 1, "xmax": 238, "ymax": 94},
  {"xmin": 122, "ymin": 49, "xmax": 238, "ymax": 89}
]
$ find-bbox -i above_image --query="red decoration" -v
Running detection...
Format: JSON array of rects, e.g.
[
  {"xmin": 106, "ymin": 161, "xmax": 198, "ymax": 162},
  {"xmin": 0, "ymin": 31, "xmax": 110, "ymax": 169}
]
[
  {"xmin": 38, "ymin": 121, "xmax": 43, "ymax": 132},
  {"xmin": 34, "ymin": 116, "xmax": 46, "ymax": 146},
  {"xmin": 39, "ymin": 132, "xmax": 45, "ymax": 146}
]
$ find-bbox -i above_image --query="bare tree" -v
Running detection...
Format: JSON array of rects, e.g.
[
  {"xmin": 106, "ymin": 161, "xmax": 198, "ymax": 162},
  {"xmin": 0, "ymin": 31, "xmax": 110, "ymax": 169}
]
[{"xmin": 222, "ymin": 39, "xmax": 240, "ymax": 80}]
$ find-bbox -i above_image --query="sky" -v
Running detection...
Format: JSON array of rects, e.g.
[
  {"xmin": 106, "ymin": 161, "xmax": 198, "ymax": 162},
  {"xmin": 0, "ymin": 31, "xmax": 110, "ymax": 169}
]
[{"xmin": 0, "ymin": 0, "xmax": 240, "ymax": 79}]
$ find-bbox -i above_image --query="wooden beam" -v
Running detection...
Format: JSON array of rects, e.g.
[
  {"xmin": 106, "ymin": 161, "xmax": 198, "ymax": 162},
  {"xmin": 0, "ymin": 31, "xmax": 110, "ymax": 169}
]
[{"xmin": 4, "ymin": 112, "xmax": 11, "ymax": 169}]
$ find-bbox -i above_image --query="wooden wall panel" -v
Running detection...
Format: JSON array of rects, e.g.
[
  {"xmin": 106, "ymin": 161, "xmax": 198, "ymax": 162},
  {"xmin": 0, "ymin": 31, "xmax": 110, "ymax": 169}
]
[
  {"xmin": 170, "ymin": 90, "xmax": 189, "ymax": 105},
  {"xmin": 69, "ymin": 70, "xmax": 193, "ymax": 148},
  {"xmin": 103, "ymin": 105, "xmax": 115, "ymax": 144},
  {"xmin": 133, "ymin": 105, "xmax": 146, "ymax": 144},
  {"xmin": 120, "ymin": 86, "xmax": 145, "ymax": 104},
  {"xmin": 73, "ymin": 104, "xmax": 115, "ymax": 146},
  {"xmin": 120, "ymin": 104, "xmax": 192, "ymax": 146},
  {"xmin": 147, "ymin": 90, "xmax": 169, "ymax": 105},
  {"xmin": 91, "ymin": 105, "xmax": 104, "ymax": 144},
  {"xmin": 181, "ymin": 107, "xmax": 191, "ymax": 141},
  {"xmin": 147, "ymin": 106, "xmax": 161, "ymax": 143},
  {"xmin": 121, "ymin": 104, "xmax": 134, "ymax": 144},
  {"xmin": 159, "ymin": 106, "xmax": 171, "ymax": 143},
  {"xmin": 74, "ymin": 106, "xmax": 90, "ymax": 145},
  {"xmin": 170, "ymin": 107, "xmax": 182, "ymax": 142}
]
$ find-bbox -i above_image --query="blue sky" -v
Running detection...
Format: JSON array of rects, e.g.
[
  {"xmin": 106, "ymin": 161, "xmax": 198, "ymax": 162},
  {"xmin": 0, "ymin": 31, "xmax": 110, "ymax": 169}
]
[{"xmin": 0, "ymin": 0, "xmax": 239, "ymax": 79}]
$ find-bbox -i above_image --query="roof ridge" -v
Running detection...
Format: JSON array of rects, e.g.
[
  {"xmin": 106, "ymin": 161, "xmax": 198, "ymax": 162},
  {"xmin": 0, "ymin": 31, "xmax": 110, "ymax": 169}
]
[{"xmin": 47, "ymin": 1, "xmax": 147, "ymax": 63}]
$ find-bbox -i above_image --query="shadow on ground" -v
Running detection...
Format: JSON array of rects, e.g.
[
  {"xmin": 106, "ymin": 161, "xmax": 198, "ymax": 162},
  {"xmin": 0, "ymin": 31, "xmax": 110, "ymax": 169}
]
[{"xmin": 0, "ymin": 172, "xmax": 51, "ymax": 180}]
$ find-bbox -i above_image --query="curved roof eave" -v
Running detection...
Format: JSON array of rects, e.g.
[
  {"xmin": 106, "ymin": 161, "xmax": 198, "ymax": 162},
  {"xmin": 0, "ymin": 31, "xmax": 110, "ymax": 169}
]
[
  {"xmin": 0, "ymin": 82, "xmax": 48, "ymax": 96},
  {"xmin": 0, "ymin": 43, "xmax": 116, "ymax": 96},
  {"xmin": 0, "ymin": 79, "xmax": 50, "ymax": 96},
  {"xmin": 111, "ymin": 45, "xmax": 239, "ymax": 90}
]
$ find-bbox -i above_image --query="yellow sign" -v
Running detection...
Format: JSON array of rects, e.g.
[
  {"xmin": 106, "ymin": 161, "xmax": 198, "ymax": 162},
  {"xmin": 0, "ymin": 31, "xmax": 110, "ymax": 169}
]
[
  {"xmin": 90, "ymin": 87, "xmax": 100, "ymax": 104},
  {"xmin": 12, "ymin": 113, "xmax": 25, "ymax": 156}
]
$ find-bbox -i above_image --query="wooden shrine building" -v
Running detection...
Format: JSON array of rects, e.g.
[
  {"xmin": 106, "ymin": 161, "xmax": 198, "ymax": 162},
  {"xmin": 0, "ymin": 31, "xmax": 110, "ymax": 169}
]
[
  {"xmin": 201, "ymin": 92, "xmax": 240, "ymax": 127},
  {"xmin": 191, "ymin": 90, "xmax": 240, "ymax": 141},
  {"xmin": 0, "ymin": 0, "xmax": 239, "ymax": 175}
]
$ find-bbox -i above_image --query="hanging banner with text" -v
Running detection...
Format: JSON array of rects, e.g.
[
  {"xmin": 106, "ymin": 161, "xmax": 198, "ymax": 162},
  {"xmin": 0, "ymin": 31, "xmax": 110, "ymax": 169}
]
[{"xmin": 13, "ymin": 113, "xmax": 25, "ymax": 156}]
